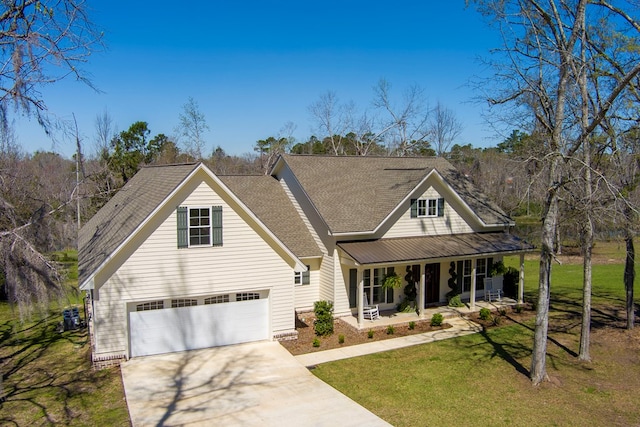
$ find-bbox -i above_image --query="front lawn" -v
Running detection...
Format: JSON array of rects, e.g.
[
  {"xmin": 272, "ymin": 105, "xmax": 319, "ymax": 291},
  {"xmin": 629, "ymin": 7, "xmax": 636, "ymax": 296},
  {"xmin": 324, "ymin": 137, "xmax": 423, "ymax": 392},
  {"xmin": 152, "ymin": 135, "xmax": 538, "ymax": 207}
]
[{"xmin": 313, "ymin": 242, "xmax": 640, "ymax": 427}]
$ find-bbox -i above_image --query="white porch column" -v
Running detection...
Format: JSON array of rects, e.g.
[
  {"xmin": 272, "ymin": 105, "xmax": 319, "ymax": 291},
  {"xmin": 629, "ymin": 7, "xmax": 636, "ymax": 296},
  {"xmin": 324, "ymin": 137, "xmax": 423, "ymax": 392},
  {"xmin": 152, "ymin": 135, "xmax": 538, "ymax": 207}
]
[
  {"xmin": 357, "ymin": 267, "xmax": 364, "ymax": 327},
  {"xmin": 470, "ymin": 259, "xmax": 477, "ymax": 309},
  {"xmin": 418, "ymin": 265, "xmax": 426, "ymax": 318},
  {"xmin": 518, "ymin": 253, "xmax": 525, "ymax": 304}
]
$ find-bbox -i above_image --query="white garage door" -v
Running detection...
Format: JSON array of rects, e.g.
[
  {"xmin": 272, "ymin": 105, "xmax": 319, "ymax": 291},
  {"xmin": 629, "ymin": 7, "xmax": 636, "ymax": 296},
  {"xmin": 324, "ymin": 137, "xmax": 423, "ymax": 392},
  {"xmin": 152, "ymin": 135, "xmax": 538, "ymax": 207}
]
[{"xmin": 129, "ymin": 298, "xmax": 269, "ymax": 357}]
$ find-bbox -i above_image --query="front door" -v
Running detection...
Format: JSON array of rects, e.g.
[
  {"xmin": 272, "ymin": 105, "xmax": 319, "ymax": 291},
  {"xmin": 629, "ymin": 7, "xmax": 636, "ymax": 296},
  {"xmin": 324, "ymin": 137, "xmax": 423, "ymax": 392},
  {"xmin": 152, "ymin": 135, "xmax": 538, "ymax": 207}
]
[{"xmin": 424, "ymin": 263, "xmax": 440, "ymax": 305}]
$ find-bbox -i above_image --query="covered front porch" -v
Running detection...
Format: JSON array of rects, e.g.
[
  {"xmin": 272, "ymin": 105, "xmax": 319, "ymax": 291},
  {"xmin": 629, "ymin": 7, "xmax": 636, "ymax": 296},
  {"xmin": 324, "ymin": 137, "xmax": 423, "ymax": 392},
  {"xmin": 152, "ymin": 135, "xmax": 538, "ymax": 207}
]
[
  {"xmin": 340, "ymin": 296, "xmax": 519, "ymax": 330},
  {"xmin": 338, "ymin": 233, "xmax": 535, "ymax": 329}
]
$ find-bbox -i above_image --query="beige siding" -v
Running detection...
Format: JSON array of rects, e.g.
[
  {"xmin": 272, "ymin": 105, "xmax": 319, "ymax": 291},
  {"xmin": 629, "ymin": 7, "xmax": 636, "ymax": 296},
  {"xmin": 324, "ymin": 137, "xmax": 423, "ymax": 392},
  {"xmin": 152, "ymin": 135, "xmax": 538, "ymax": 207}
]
[
  {"xmin": 331, "ymin": 251, "xmax": 352, "ymax": 316},
  {"xmin": 294, "ymin": 268, "xmax": 319, "ymax": 312},
  {"xmin": 92, "ymin": 179, "xmax": 295, "ymax": 358},
  {"xmin": 384, "ymin": 185, "xmax": 474, "ymax": 238},
  {"xmin": 279, "ymin": 169, "xmax": 335, "ymax": 310}
]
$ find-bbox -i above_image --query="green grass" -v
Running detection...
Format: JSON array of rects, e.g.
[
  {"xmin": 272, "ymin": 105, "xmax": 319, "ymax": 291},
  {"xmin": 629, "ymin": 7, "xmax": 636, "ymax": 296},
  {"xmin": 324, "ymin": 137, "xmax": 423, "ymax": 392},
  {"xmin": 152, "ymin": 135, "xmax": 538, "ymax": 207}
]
[
  {"xmin": 0, "ymin": 253, "xmax": 130, "ymax": 426},
  {"xmin": 313, "ymin": 241, "xmax": 640, "ymax": 427}
]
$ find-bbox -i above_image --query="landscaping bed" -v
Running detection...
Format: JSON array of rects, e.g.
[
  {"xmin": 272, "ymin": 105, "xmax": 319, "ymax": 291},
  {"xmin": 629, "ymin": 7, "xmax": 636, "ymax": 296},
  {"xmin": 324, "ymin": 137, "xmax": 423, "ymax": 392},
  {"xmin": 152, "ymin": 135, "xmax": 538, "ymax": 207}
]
[{"xmin": 279, "ymin": 312, "xmax": 452, "ymax": 355}]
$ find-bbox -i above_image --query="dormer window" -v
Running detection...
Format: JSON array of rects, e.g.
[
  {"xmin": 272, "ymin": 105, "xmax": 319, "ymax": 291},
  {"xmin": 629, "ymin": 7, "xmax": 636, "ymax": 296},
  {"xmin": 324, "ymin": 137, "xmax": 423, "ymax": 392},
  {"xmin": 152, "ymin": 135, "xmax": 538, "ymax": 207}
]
[{"xmin": 411, "ymin": 198, "xmax": 445, "ymax": 218}]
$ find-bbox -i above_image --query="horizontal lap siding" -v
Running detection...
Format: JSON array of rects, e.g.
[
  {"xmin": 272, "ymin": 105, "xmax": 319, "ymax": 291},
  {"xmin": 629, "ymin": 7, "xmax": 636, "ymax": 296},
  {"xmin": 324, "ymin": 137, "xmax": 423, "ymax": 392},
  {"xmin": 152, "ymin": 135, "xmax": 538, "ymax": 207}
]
[
  {"xmin": 384, "ymin": 186, "xmax": 473, "ymax": 238},
  {"xmin": 93, "ymin": 180, "xmax": 294, "ymax": 357},
  {"xmin": 331, "ymin": 251, "xmax": 351, "ymax": 317},
  {"xmin": 294, "ymin": 269, "xmax": 319, "ymax": 312}
]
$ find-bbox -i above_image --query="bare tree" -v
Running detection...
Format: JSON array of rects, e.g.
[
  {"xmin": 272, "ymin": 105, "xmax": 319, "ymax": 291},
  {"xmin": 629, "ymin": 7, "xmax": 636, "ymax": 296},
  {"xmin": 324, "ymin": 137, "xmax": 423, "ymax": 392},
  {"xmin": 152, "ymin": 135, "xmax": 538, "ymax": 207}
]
[
  {"xmin": 372, "ymin": 78, "xmax": 431, "ymax": 156},
  {"xmin": 429, "ymin": 101, "xmax": 463, "ymax": 156},
  {"xmin": 0, "ymin": 0, "xmax": 103, "ymax": 312},
  {"xmin": 177, "ymin": 97, "xmax": 210, "ymax": 160},
  {"xmin": 471, "ymin": 0, "xmax": 640, "ymax": 384},
  {"xmin": 0, "ymin": 0, "xmax": 103, "ymax": 131},
  {"xmin": 308, "ymin": 91, "xmax": 353, "ymax": 155},
  {"xmin": 94, "ymin": 109, "xmax": 115, "ymax": 156}
]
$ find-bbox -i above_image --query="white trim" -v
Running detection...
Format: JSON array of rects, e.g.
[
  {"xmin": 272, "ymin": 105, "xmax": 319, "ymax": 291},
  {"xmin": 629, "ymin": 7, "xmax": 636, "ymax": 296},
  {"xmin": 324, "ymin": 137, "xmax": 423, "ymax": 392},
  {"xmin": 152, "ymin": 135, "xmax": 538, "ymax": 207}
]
[{"xmin": 186, "ymin": 206, "xmax": 213, "ymax": 248}]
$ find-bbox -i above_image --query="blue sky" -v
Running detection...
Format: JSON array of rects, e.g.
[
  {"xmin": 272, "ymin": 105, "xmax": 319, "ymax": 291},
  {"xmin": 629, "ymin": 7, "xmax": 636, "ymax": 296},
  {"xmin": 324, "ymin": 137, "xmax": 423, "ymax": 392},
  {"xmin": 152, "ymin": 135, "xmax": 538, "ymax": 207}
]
[{"xmin": 15, "ymin": 1, "xmax": 505, "ymax": 158}]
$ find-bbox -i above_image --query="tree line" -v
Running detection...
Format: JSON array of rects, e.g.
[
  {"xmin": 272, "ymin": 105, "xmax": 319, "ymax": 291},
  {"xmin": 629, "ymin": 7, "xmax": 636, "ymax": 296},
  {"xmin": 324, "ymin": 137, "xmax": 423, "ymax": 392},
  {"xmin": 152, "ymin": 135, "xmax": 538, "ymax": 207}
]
[{"xmin": 1, "ymin": 0, "xmax": 639, "ymax": 388}]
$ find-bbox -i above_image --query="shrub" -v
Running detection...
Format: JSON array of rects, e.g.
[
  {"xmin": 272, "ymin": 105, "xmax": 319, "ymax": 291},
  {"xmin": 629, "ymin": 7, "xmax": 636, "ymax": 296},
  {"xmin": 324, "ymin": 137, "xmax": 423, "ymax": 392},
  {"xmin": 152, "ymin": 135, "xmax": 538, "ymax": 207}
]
[
  {"xmin": 313, "ymin": 300, "xmax": 334, "ymax": 336},
  {"xmin": 499, "ymin": 308, "xmax": 507, "ymax": 316},
  {"xmin": 338, "ymin": 334, "xmax": 345, "ymax": 344},
  {"xmin": 367, "ymin": 329, "xmax": 374, "ymax": 339},
  {"xmin": 515, "ymin": 304, "xmax": 524, "ymax": 314},
  {"xmin": 431, "ymin": 313, "xmax": 444, "ymax": 326},
  {"xmin": 397, "ymin": 298, "xmax": 414, "ymax": 312},
  {"xmin": 312, "ymin": 338, "xmax": 320, "ymax": 347},
  {"xmin": 479, "ymin": 307, "xmax": 491, "ymax": 320},
  {"xmin": 408, "ymin": 321, "xmax": 415, "ymax": 330},
  {"xmin": 386, "ymin": 325, "xmax": 395, "ymax": 335},
  {"xmin": 492, "ymin": 315, "xmax": 502, "ymax": 326},
  {"xmin": 448, "ymin": 295, "xmax": 464, "ymax": 307}
]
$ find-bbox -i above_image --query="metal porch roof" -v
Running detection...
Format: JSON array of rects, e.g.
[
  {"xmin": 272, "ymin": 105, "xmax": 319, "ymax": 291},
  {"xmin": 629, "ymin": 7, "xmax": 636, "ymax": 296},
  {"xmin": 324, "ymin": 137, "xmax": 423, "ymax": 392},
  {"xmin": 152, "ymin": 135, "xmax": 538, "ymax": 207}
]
[{"xmin": 337, "ymin": 233, "xmax": 535, "ymax": 265}]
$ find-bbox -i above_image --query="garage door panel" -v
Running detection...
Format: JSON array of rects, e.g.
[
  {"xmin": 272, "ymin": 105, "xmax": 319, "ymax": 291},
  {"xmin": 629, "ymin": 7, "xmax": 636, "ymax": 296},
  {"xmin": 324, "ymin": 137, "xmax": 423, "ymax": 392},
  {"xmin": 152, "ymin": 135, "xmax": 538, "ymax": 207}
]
[{"xmin": 130, "ymin": 299, "xmax": 269, "ymax": 357}]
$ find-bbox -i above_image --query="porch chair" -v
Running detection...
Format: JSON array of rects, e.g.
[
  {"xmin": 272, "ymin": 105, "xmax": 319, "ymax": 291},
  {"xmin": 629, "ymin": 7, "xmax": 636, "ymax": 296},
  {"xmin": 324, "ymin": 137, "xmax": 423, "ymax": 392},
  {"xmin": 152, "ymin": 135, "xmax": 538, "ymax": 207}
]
[
  {"xmin": 484, "ymin": 277, "xmax": 502, "ymax": 302},
  {"xmin": 363, "ymin": 293, "xmax": 380, "ymax": 320}
]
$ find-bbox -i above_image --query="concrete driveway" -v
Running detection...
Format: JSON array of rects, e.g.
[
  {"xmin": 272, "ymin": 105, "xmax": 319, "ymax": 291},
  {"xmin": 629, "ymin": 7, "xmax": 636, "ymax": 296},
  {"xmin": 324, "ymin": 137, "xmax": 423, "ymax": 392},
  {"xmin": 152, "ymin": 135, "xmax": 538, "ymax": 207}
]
[{"xmin": 121, "ymin": 341, "xmax": 391, "ymax": 426}]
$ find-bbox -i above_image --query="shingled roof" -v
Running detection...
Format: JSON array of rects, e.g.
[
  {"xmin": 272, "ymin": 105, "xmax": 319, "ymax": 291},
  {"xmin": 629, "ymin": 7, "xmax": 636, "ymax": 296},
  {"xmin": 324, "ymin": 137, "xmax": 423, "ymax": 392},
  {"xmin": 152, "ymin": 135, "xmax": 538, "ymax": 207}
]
[
  {"xmin": 278, "ymin": 155, "xmax": 512, "ymax": 234},
  {"xmin": 218, "ymin": 175, "xmax": 322, "ymax": 258},
  {"xmin": 78, "ymin": 163, "xmax": 199, "ymax": 286},
  {"xmin": 79, "ymin": 163, "xmax": 321, "ymax": 287}
]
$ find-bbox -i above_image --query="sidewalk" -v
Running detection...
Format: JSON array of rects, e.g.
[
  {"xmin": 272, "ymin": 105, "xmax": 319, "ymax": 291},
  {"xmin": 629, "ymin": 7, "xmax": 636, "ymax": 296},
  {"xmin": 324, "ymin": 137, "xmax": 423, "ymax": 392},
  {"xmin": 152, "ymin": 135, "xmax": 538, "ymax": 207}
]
[{"xmin": 295, "ymin": 316, "xmax": 483, "ymax": 367}]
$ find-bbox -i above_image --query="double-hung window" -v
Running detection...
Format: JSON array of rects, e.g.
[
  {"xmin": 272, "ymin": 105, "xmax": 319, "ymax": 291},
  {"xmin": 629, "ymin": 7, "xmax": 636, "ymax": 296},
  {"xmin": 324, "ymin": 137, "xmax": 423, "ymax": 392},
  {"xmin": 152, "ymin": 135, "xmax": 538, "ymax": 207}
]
[
  {"xmin": 189, "ymin": 208, "xmax": 211, "ymax": 246},
  {"xmin": 411, "ymin": 198, "xmax": 445, "ymax": 218},
  {"xmin": 177, "ymin": 206, "xmax": 223, "ymax": 248},
  {"xmin": 294, "ymin": 265, "xmax": 311, "ymax": 285}
]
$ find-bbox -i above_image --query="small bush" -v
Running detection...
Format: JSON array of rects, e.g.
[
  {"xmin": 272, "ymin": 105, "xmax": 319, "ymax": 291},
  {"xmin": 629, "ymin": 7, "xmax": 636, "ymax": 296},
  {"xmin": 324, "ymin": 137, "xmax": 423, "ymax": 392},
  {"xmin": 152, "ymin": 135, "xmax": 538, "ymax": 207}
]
[
  {"xmin": 499, "ymin": 308, "xmax": 507, "ymax": 316},
  {"xmin": 479, "ymin": 307, "xmax": 491, "ymax": 320},
  {"xmin": 386, "ymin": 325, "xmax": 395, "ymax": 335},
  {"xmin": 515, "ymin": 304, "xmax": 523, "ymax": 314},
  {"xmin": 313, "ymin": 300, "xmax": 334, "ymax": 336},
  {"xmin": 338, "ymin": 334, "xmax": 345, "ymax": 344},
  {"xmin": 492, "ymin": 315, "xmax": 502, "ymax": 326},
  {"xmin": 448, "ymin": 295, "xmax": 464, "ymax": 307},
  {"xmin": 368, "ymin": 329, "xmax": 374, "ymax": 339},
  {"xmin": 431, "ymin": 313, "xmax": 444, "ymax": 326},
  {"xmin": 408, "ymin": 321, "xmax": 415, "ymax": 330},
  {"xmin": 312, "ymin": 338, "xmax": 320, "ymax": 347}
]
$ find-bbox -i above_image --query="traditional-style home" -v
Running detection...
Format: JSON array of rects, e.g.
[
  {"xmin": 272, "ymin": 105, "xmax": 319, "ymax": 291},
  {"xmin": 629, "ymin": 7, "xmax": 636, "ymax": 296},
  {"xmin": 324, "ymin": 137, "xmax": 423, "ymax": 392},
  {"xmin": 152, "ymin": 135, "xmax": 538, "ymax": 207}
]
[{"xmin": 79, "ymin": 154, "xmax": 533, "ymax": 363}]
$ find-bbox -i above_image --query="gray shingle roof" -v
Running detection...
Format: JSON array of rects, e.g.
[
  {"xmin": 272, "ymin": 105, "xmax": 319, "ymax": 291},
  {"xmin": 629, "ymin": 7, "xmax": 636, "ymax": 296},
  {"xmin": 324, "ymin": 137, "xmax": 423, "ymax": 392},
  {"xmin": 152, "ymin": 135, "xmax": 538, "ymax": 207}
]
[
  {"xmin": 78, "ymin": 163, "xmax": 199, "ymax": 286},
  {"xmin": 279, "ymin": 154, "xmax": 512, "ymax": 233},
  {"xmin": 218, "ymin": 175, "xmax": 322, "ymax": 258}
]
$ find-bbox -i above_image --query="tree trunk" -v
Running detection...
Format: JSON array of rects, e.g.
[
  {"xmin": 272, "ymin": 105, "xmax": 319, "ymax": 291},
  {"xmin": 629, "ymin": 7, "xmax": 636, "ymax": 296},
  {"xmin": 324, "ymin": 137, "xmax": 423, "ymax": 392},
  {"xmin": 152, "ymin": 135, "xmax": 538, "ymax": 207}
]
[
  {"xmin": 624, "ymin": 230, "xmax": 635, "ymax": 330},
  {"xmin": 579, "ymin": 218, "xmax": 593, "ymax": 361},
  {"xmin": 531, "ymin": 156, "xmax": 559, "ymax": 385},
  {"xmin": 578, "ymin": 23, "xmax": 592, "ymax": 362}
]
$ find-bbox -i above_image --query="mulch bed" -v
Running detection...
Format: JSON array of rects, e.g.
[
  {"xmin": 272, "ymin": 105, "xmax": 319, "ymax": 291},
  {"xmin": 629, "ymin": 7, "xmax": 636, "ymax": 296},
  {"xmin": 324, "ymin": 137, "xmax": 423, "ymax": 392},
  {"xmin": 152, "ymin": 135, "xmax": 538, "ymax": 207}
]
[
  {"xmin": 280, "ymin": 304, "xmax": 538, "ymax": 356},
  {"xmin": 279, "ymin": 312, "xmax": 452, "ymax": 355}
]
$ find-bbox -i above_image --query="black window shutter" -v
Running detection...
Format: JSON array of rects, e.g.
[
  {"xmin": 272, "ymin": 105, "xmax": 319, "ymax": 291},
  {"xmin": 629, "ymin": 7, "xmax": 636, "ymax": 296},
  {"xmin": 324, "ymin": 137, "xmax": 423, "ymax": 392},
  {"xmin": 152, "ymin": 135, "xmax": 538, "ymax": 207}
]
[
  {"xmin": 212, "ymin": 206, "xmax": 223, "ymax": 246},
  {"xmin": 302, "ymin": 266, "xmax": 310, "ymax": 285},
  {"xmin": 177, "ymin": 206, "xmax": 188, "ymax": 248},
  {"xmin": 410, "ymin": 199, "xmax": 418, "ymax": 218},
  {"xmin": 437, "ymin": 198, "xmax": 445, "ymax": 217}
]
